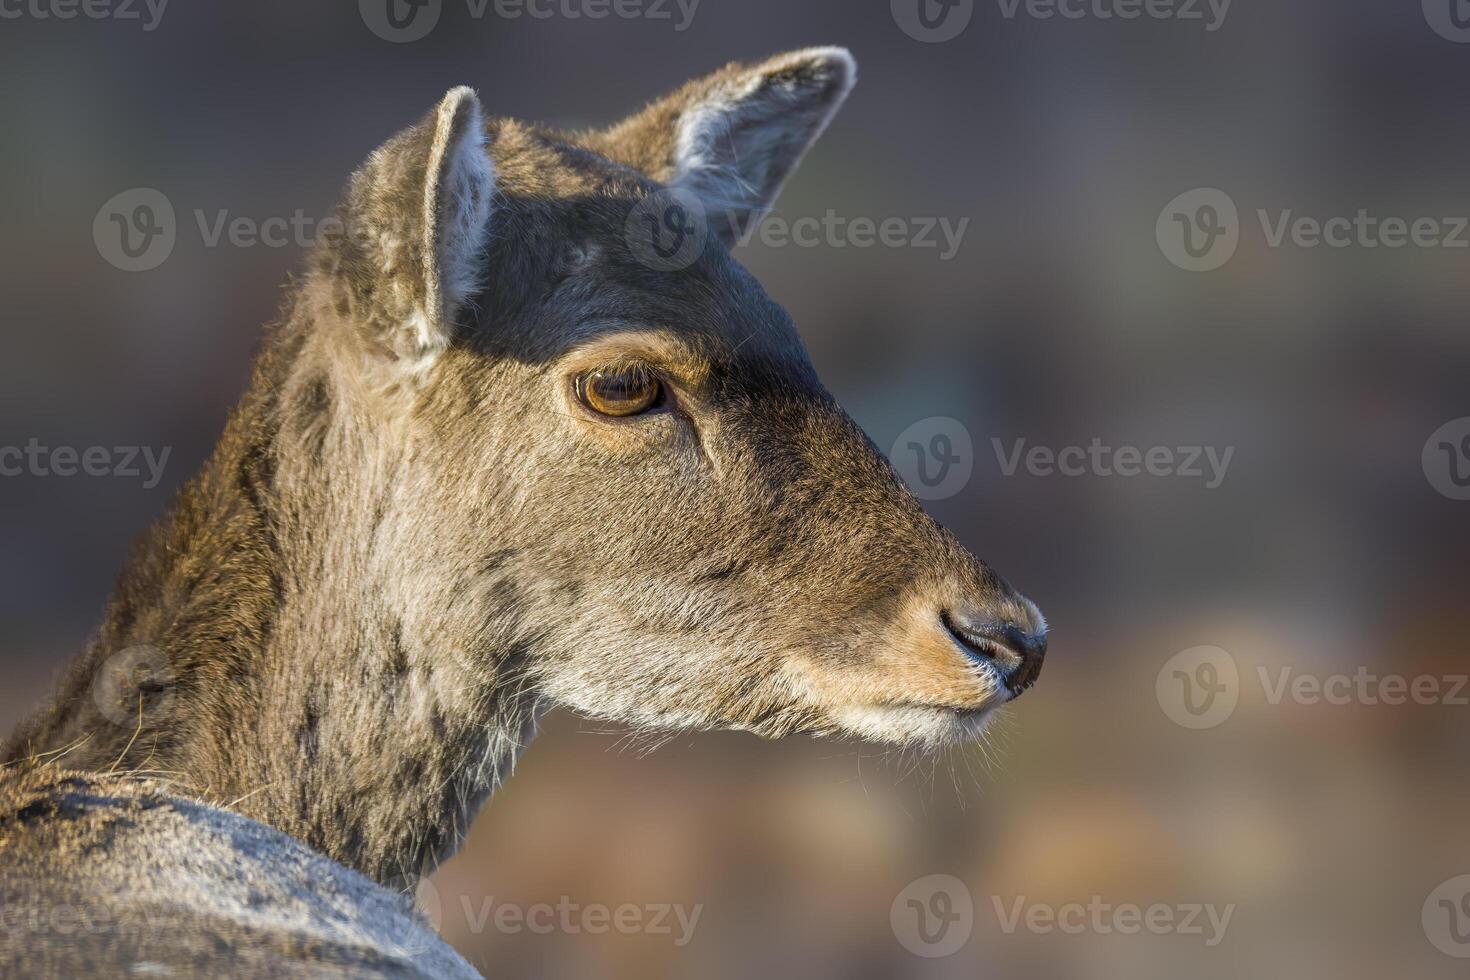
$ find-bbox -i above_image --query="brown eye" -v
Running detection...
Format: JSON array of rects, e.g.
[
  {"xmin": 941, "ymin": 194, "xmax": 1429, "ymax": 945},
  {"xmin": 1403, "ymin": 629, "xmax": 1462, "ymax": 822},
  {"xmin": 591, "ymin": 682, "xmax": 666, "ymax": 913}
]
[{"xmin": 577, "ymin": 367, "xmax": 662, "ymax": 417}]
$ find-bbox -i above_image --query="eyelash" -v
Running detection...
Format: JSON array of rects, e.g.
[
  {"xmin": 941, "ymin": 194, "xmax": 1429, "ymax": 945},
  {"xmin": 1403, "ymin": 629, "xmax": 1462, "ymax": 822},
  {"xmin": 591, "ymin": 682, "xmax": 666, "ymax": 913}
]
[{"xmin": 574, "ymin": 363, "xmax": 667, "ymax": 418}]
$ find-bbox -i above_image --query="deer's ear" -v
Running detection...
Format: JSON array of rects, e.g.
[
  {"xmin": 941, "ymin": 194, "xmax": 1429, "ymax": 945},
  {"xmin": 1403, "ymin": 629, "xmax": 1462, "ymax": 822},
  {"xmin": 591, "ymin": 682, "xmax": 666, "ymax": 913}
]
[
  {"xmin": 594, "ymin": 47, "xmax": 856, "ymax": 244},
  {"xmin": 340, "ymin": 86, "xmax": 495, "ymax": 370}
]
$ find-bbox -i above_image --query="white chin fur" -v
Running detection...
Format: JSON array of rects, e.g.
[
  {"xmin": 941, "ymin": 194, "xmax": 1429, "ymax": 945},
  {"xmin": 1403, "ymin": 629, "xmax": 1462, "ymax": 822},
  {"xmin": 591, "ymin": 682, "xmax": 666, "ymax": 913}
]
[{"xmin": 832, "ymin": 703, "xmax": 1001, "ymax": 747}]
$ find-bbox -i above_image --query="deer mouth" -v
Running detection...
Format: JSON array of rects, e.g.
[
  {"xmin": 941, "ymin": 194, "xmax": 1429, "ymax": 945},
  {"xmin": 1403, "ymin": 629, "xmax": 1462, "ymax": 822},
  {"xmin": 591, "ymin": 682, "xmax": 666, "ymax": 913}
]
[
  {"xmin": 829, "ymin": 700, "xmax": 1003, "ymax": 747},
  {"xmin": 778, "ymin": 592, "xmax": 1043, "ymax": 747}
]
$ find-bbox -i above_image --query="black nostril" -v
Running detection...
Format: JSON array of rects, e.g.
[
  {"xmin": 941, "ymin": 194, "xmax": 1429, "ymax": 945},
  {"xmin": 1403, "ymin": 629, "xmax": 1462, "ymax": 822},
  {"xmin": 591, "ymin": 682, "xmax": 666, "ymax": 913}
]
[{"xmin": 942, "ymin": 612, "xmax": 1047, "ymax": 698}]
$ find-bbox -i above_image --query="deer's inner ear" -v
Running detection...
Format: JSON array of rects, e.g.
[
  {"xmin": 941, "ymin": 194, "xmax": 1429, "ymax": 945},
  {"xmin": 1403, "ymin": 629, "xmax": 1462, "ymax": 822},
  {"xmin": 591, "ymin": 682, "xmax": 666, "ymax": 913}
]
[
  {"xmin": 337, "ymin": 86, "xmax": 494, "ymax": 372},
  {"xmin": 576, "ymin": 366, "xmax": 663, "ymax": 418},
  {"xmin": 586, "ymin": 47, "xmax": 856, "ymax": 246}
]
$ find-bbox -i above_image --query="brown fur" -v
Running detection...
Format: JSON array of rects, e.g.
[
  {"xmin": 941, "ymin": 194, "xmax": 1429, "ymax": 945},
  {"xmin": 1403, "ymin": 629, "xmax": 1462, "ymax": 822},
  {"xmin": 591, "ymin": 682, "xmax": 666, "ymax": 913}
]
[{"xmin": 2, "ymin": 48, "xmax": 1044, "ymax": 974}]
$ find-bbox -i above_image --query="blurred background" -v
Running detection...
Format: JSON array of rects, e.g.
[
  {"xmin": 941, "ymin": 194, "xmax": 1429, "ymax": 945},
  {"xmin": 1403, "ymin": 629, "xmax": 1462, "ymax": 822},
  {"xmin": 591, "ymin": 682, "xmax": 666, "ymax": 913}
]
[{"xmin": 3, "ymin": 1, "xmax": 1469, "ymax": 977}]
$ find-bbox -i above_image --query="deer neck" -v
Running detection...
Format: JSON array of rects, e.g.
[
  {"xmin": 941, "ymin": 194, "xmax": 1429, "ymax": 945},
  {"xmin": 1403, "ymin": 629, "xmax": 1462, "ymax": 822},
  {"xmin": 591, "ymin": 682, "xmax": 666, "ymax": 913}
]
[{"xmin": 4, "ymin": 323, "xmax": 542, "ymax": 889}]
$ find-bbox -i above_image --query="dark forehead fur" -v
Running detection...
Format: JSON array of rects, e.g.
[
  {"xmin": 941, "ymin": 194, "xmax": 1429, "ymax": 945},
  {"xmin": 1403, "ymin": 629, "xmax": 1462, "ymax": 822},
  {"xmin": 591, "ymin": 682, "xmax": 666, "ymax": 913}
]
[{"xmin": 469, "ymin": 118, "xmax": 819, "ymax": 393}]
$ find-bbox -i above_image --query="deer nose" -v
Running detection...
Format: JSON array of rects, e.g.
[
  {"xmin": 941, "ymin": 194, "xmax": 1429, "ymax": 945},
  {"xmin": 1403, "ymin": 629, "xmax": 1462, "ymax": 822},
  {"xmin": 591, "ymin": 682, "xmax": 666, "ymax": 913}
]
[{"xmin": 942, "ymin": 608, "xmax": 1047, "ymax": 698}]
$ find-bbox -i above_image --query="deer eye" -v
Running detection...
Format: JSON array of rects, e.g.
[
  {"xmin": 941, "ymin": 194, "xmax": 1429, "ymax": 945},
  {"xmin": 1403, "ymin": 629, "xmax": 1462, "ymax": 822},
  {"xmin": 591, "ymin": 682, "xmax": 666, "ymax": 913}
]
[{"xmin": 576, "ymin": 367, "xmax": 662, "ymax": 417}]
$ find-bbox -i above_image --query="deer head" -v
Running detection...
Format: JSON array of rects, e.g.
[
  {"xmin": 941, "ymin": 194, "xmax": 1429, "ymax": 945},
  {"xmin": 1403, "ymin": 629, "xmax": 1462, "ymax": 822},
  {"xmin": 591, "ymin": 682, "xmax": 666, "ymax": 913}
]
[{"xmin": 284, "ymin": 48, "xmax": 1045, "ymax": 756}]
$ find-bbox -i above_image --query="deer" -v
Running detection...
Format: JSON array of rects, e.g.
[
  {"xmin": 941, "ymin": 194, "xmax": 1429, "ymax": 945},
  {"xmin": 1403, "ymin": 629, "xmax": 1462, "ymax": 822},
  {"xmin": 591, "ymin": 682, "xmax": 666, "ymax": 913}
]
[{"xmin": 0, "ymin": 47, "xmax": 1046, "ymax": 977}]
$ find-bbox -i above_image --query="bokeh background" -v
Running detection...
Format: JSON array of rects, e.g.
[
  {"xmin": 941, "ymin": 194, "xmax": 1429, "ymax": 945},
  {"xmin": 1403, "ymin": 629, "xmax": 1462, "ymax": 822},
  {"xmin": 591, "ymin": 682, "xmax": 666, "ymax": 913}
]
[{"xmin": 3, "ymin": 1, "xmax": 1470, "ymax": 977}]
